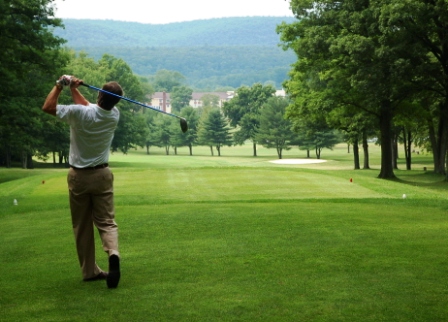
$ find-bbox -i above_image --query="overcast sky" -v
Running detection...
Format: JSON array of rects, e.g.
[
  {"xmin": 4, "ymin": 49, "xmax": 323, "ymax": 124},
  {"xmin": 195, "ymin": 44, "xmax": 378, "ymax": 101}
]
[{"xmin": 52, "ymin": 0, "xmax": 294, "ymax": 24}]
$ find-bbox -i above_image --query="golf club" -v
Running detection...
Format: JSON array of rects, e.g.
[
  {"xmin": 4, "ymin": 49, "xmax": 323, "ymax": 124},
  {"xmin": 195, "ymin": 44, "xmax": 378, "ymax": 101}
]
[{"xmin": 80, "ymin": 82, "xmax": 188, "ymax": 133}]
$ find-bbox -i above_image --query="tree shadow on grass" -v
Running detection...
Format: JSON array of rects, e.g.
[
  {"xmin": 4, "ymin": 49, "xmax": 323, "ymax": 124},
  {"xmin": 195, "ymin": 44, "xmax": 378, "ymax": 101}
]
[{"xmin": 393, "ymin": 171, "xmax": 448, "ymax": 189}]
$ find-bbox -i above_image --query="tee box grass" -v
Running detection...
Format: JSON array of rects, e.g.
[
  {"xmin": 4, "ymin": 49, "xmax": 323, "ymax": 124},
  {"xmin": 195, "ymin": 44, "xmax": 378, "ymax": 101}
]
[{"xmin": 0, "ymin": 144, "xmax": 447, "ymax": 321}]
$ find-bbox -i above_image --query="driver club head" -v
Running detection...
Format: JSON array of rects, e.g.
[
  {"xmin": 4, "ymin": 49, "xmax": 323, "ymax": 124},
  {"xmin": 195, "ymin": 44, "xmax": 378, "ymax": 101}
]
[{"xmin": 180, "ymin": 118, "xmax": 188, "ymax": 133}]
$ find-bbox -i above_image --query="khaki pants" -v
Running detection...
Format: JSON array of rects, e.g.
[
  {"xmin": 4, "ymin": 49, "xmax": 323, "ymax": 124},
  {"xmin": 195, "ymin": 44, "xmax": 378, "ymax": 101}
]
[{"xmin": 67, "ymin": 167, "xmax": 119, "ymax": 280}]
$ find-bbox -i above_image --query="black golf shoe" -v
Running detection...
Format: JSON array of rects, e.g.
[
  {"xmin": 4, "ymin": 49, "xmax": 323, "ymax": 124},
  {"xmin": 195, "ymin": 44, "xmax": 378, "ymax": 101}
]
[{"xmin": 107, "ymin": 254, "xmax": 121, "ymax": 288}]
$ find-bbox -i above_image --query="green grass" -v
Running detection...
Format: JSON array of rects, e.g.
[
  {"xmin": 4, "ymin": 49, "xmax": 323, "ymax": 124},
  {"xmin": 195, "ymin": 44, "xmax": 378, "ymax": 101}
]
[{"xmin": 1, "ymin": 144, "xmax": 447, "ymax": 321}]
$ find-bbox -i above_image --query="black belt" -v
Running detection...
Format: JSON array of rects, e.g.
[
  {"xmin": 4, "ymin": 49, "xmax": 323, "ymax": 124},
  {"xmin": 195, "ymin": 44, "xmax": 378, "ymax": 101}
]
[{"xmin": 70, "ymin": 163, "xmax": 109, "ymax": 170}]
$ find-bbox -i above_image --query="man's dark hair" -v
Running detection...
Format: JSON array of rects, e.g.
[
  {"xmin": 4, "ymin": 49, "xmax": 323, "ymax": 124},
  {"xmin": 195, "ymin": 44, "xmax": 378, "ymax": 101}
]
[{"xmin": 97, "ymin": 81, "xmax": 123, "ymax": 110}]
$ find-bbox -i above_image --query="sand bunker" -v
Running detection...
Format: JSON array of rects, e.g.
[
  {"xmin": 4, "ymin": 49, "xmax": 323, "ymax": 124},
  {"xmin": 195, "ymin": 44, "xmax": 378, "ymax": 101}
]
[{"xmin": 269, "ymin": 159, "xmax": 327, "ymax": 165}]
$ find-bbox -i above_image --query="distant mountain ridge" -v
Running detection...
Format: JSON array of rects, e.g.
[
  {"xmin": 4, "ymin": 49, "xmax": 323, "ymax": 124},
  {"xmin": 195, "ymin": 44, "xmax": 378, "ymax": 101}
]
[
  {"xmin": 55, "ymin": 17, "xmax": 296, "ymax": 48},
  {"xmin": 55, "ymin": 17, "xmax": 297, "ymax": 89}
]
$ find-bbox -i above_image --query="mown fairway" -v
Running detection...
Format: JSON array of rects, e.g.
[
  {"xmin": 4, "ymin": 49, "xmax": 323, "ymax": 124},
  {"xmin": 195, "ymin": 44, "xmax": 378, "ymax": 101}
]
[{"xmin": 1, "ymin": 144, "xmax": 447, "ymax": 321}]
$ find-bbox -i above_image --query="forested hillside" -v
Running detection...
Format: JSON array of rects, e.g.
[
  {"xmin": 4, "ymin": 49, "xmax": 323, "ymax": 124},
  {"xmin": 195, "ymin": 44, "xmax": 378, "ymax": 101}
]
[
  {"xmin": 55, "ymin": 17, "xmax": 297, "ymax": 89},
  {"xmin": 80, "ymin": 46, "xmax": 294, "ymax": 89},
  {"xmin": 55, "ymin": 17, "xmax": 296, "ymax": 47}
]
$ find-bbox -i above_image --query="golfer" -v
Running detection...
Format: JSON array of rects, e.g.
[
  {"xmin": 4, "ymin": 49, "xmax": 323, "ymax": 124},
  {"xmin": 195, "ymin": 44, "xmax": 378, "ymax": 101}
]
[{"xmin": 42, "ymin": 75, "xmax": 121, "ymax": 288}]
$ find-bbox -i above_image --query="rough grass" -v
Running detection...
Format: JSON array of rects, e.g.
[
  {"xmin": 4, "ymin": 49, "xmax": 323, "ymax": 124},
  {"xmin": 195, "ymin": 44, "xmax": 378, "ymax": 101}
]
[{"xmin": 1, "ymin": 144, "xmax": 447, "ymax": 321}]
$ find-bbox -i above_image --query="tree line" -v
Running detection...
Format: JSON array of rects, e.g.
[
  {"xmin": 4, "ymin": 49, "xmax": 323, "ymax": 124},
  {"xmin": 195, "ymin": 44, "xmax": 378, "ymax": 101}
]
[
  {"xmin": 71, "ymin": 46, "xmax": 295, "ymax": 90},
  {"xmin": 277, "ymin": 0, "xmax": 448, "ymax": 179},
  {"xmin": 142, "ymin": 82, "xmax": 339, "ymax": 159}
]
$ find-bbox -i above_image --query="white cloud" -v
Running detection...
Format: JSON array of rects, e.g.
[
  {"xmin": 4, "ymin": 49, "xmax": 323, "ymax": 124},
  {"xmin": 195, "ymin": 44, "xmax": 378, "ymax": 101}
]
[{"xmin": 52, "ymin": 0, "xmax": 293, "ymax": 24}]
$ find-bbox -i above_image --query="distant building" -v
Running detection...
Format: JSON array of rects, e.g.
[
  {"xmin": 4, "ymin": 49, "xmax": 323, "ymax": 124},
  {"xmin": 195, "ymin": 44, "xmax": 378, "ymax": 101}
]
[
  {"xmin": 147, "ymin": 89, "xmax": 286, "ymax": 113},
  {"xmin": 190, "ymin": 92, "xmax": 232, "ymax": 108},
  {"xmin": 147, "ymin": 91, "xmax": 233, "ymax": 113},
  {"xmin": 148, "ymin": 92, "xmax": 171, "ymax": 112}
]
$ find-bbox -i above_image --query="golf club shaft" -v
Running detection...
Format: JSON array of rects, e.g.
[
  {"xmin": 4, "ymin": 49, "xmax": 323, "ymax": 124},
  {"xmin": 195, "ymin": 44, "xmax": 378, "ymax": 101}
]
[{"xmin": 80, "ymin": 83, "xmax": 183, "ymax": 120}]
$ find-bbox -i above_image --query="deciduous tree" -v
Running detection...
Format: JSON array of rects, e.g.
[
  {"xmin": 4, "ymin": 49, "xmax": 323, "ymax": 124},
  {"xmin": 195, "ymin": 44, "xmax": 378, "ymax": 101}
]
[
  {"xmin": 170, "ymin": 86, "xmax": 193, "ymax": 112},
  {"xmin": 152, "ymin": 69, "xmax": 186, "ymax": 92},
  {"xmin": 0, "ymin": 0, "xmax": 67, "ymax": 167},
  {"xmin": 222, "ymin": 84, "xmax": 275, "ymax": 156}
]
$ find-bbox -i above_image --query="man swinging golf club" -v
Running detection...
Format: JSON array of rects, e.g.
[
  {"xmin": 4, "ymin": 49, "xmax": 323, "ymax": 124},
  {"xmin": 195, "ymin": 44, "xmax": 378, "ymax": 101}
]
[{"xmin": 42, "ymin": 75, "xmax": 121, "ymax": 288}]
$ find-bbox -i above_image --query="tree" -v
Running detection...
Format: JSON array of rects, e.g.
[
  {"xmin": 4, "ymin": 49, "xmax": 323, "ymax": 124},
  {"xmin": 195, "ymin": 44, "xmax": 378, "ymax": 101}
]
[
  {"xmin": 197, "ymin": 109, "xmax": 233, "ymax": 156},
  {"xmin": 293, "ymin": 113, "xmax": 341, "ymax": 160},
  {"xmin": 201, "ymin": 94, "xmax": 220, "ymax": 108},
  {"xmin": 0, "ymin": 0, "xmax": 65, "ymax": 99},
  {"xmin": 328, "ymin": 108, "xmax": 376, "ymax": 170},
  {"xmin": 170, "ymin": 107, "xmax": 200, "ymax": 155},
  {"xmin": 142, "ymin": 112, "xmax": 157, "ymax": 154},
  {"xmin": 0, "ymin": 0, "xmax": 67, "ymax": 167},
  {"xmin": 152, "ymin": 114, "xmax": 174, "ymax": 155},
  {"xmin": 65, "ymin": 51, "xmax": 109, "ymax": 102},
  {"xmin": 393, "ymin": 100, "xmax": 429, "ymax": 170},
  {"xmin": 39, "ymin": 115, "xmax": 70, "ymax": 165},
  {"xmin": 256, "ymin": 97, "xmax": 295, "ymax": 159},
  {"xmin": 281, "ymin": 66, "xmax": 344, "ymax": 161},
  {"xmin": 139, "ymin": 76, "xmax": 155, "ymax": 98},
  {"xmin": 170, "ymin": 86, "xmax": 193, "ymax": 112},
  {"xmin": 152, "ymin": 69, "xmax": 186, "ymax": 92},
  {"xmin": 222, "ymin": 84, "xmax": 276, "ymax": 156}
]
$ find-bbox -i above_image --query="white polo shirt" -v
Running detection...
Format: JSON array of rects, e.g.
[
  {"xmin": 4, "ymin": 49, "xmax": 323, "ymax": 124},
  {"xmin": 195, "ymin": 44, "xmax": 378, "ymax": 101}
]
[{"xmin": 56, "ymin": 104, "xmax": 120, "ymax": 168}]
